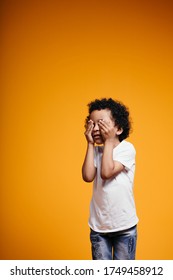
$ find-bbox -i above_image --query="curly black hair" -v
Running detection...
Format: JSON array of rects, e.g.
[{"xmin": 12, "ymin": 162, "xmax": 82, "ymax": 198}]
[{"xmin": 85, "ymin": 98, "xmax": 132, "ymax": 142}]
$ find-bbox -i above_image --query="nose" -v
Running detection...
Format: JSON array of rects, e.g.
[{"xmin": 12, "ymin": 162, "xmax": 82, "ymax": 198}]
[{"xmin": 93, "ymin": 123, "xmax": 99, "ymax": 131}]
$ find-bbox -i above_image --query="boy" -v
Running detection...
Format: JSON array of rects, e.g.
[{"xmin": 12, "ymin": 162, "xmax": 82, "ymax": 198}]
[{"xmin": 82, "ymin": 98, "xmax": 138, "ymax": 260}]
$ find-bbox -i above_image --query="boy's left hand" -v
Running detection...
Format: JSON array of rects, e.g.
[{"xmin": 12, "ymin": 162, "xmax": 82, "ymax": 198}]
[{"xmin": 98, "ymin": 120, "xmax": 116, "ymax": 141}]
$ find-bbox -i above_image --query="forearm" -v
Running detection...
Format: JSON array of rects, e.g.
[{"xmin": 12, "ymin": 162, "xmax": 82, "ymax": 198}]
[
  {"xmin": 101, "ymin": 140, "xmax": 115, "ymax": 179},
  {"xmin": 101, "ymin": 140, "xmax": 124, "ymax": 179},
  {"xmin": 82, "ymin": 143, "xmax": 96, "ymax": 182}
]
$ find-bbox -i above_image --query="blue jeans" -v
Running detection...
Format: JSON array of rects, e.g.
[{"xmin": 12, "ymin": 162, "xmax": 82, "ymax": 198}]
[{"xmin": 90, "ymin": 225, "xmax": 137, "ymax": 260}]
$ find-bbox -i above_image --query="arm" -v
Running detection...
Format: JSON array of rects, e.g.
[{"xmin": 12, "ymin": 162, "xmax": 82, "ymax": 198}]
[
  {"xmin": 82, "ymin": 120, "xmax": 96, "ymax": 182},
  {"xmin": 101, "ymin": 140, "xmax": 124, "ymax": 180},
  {"xmin": 98, "ymin": 120, "xmax": 124, "ymax": 179}
]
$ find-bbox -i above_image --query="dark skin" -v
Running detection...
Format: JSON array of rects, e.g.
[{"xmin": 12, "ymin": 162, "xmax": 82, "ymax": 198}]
[{"xmin": 82, "ymin": 109, "xmax": 124, "ymax": 181}]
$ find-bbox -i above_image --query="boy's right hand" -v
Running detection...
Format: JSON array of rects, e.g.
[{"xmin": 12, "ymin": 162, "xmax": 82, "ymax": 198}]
[{"xmin": 84, "ymin": 120, "xmax": 94, "ymax": 144}]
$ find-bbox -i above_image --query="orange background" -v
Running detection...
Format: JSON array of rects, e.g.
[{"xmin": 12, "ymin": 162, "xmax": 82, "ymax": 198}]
[{"xmin": 1, "ymin": 0, "xmax": 173, "ymax": 259}]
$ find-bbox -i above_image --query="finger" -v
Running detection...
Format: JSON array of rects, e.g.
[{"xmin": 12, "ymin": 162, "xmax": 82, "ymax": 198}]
[
  {"xmin": 88, "ymin": 120, "xmax": 93, "ymax": 127},
  {"xmin": 86, "ymin": 120, "xmax": 94, "ymax": 133},
  {"xmin": 100, "ymin": 126, "xmax": 108, "ymax": 135},
  {"xmin": 98, "ymin": 119, "xmax": 109, "ymax": 128},
  {"xmin": 88, "ymin": 119, "xmax": 93, "ymax": 124},
  {"xmin": 88, "ymin": 120, "xmax": 94, "ymax": 129},
  {"xmin": 98, "ymin": 121, "xmax": 109, "ymax": 132}
]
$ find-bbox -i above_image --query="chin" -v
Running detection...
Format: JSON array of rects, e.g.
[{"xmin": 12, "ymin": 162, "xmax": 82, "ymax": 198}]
[{"xmin": 94, "ymin": 139, "xmax": 103, "ymax": 145}]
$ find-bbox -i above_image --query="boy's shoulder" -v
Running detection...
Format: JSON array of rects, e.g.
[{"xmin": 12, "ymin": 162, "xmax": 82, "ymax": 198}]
[{"xmin": 115, "ymin": 140, "xmax": 136, "ymax": 153}]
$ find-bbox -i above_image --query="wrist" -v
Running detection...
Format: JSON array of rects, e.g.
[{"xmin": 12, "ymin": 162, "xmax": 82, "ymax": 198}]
[
  {"xmin": 104, "ymin": 138, "xmax": 119, "ymax": 148},
  {"xmin": 104, "ymin": 138, "xmax": 115, "ymax": 144},
  {"xmin": 87, "ymin": 142, "xmax": 94, "ymax": 147}
]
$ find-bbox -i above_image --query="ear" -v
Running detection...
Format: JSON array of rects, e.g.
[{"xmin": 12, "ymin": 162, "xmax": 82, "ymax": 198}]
[{"xmin": 116, "ymin": 127, "xmax": 123, "ymax": 135}]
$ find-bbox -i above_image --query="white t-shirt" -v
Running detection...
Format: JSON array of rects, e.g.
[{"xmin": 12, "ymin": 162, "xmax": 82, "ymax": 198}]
[{"xmin": 88, "ymin": 140, "xmax": 139, "ymax": 233}]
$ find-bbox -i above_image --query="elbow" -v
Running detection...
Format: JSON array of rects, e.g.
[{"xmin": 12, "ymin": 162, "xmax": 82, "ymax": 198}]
[
  {"xmin": 101, "ymin": 174, "xmax": 107, "ymax": 180},
  {"xmin": 82, "ymin": 166, "xmax": 96, "ymax": 182},
  {"xmin": 101, "ymin": 166, "xmax": 116, "ymax": 180},
  {"xmin": 101, "ymin": 169, "xmax": 121, "ymax": 180},
  {"xmin": 83, "ymin": 178, "xmax": 93, "ymax": 183},
  {"xmin": 82, "ymin": 173, "xmax": 94, "ymax": 183},
  {"xmin": 83, "ymin": 177, "xmax": 94, "ymax": 183},
  {"xmin": 101, "ymin": 171, "xmax": 112, "ymax": 180}
]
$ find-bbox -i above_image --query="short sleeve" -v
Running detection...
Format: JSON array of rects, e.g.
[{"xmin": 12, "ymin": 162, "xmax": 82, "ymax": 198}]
[{"xmin": 113, "ymin": 142, "xmax": 136, "ymax": 170}]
